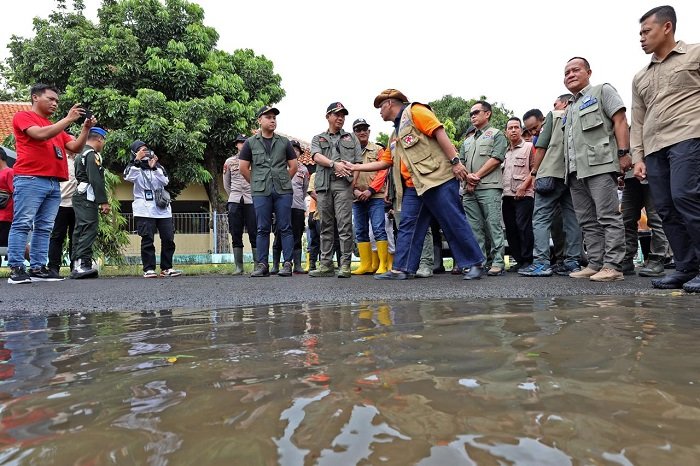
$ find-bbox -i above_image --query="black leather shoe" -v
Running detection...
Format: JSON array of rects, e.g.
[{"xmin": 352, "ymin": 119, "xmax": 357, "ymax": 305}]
[
  {"xmin": 682, "ymin": 275, "xmax": 700, "ymax": 293},
  {"xmin": 374, "ymin": 271, "xmax": 409, "ymax": 280},
  {"xmin": 463, "ymin": 265, "xmax": 485, "ymax": 280},
  {"xmin": 651, "ymin": 270, "xmax": 696, "ymax": 289}
]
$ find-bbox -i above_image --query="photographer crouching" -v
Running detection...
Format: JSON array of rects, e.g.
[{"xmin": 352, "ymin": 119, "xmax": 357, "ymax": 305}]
[{"xmin": 124, "ymin": 140, "xmax": 181, "ymax": 278}]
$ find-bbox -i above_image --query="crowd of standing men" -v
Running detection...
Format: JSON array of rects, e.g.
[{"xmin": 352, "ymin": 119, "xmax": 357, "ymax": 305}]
[
  {"xmin": 222, "ymin": 5, "xmax": 699, "ymax": 293},
  {"xmin": 2, "ymin": 5, "xmax": 698, "ymax": 293}
]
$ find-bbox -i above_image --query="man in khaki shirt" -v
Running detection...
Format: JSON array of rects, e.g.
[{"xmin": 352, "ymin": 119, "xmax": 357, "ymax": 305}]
[{"xmin": 632, "ymin": 5, "xmax": 700, "ymax": 292}]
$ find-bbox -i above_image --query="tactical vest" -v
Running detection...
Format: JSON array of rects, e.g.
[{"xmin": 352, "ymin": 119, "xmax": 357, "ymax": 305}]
[
  {"xmin": 248, "ymin": 133, "xmax": 293, "ymax": 197},
  {"xmin": 391, "ymin": 103, "xmax": 454, "ymax": 196},
  {"xmin": 355, "ymin": 141, "xmax": 386, "ymax": 199},
  {"xmin": 314, "ymin": 130, "xmax": 359, "ymax": 193},
  {"xmin": 462, "ymin": 125, "xmax": 503, "ymax": 189},
  {"xmin": 74, "ymin": 147, "xmax": 98, "ymax": 184},
  {"xmin": 537, "ymin": 110, "xmax": 567, "ymax": 180},
  {"xmin": 564, "ymin": 84, "xmax": 620, "ymax": 178}
]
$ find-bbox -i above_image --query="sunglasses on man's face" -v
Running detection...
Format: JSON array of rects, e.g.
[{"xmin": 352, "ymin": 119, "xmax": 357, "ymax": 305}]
[
  {"xmin": 470, "ymin": 109, "xmax": 486, "ymax": 117},
  {"xmin": 354, "ymin": 127, "xmax": 369, "ymax": 133}
]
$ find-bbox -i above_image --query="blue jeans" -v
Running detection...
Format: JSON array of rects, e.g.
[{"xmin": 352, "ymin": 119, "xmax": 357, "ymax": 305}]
[
  {"xmin": 7, "ymin": 176, "xmax": 61, "ymax": 268},
  {"xmin": 353, "ymin": 198, "xmax": 387, "ymax": 242},
  {"xmin": 253, "ymin": 190, "xmax": 293, "ymax": 264},
  {"xmin": 532, "ymin": 178, "xmax": 582, "ymax": 266},
  {"xmin": 646, "ymin": 138, "xmax": 700, "ymax": 272},
  {"xmin": 394, "ymin": 179, "xmax": 483, "ymax": 273}
]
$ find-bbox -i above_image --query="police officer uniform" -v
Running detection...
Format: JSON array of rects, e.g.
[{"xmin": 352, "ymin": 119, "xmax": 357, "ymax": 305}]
[{"xmin": 71, "ymin": 127, "xmax": 109, "ymax": 279}]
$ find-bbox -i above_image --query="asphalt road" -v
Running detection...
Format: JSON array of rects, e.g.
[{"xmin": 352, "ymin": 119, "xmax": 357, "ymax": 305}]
[{"xmin": 0, "ymin": 271, "xmax": 686, "ymax": 316}]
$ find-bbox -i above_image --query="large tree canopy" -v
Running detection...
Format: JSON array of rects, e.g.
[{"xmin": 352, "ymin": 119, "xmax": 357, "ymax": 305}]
[
  {"xmin": 3, "ymin": 0, "xmax": 284, "ymax": 209},
  {"xmin": 429, "ymin": 95, "xmax": 514, "ymax": 148}
]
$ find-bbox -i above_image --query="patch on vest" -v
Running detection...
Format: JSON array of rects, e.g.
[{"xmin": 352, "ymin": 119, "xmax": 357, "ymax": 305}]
[
  {"xmin": 402, "ymin": 134, "xmax": 415, "ymax": 145},
  {"xmin": 319, "ymin": 137, "xmax": 328, "ymax": 143},
  {"xmin": 390, "ymin": 139, "xmax": 397, "ymax": 151},
  {"xmin": 482, "ymin": 130, "xmax": 494, "ymax": 139},
  {"xmin": 579, "ymin": 96, "xmax": 598, "ymax": 110},
  {"xmin": 94, "ymin": 153, "xmax": 102, "ymax": 166},
  {"xmin": 341, "ymin": 134, "xmax": 352, "ymax": 141}
]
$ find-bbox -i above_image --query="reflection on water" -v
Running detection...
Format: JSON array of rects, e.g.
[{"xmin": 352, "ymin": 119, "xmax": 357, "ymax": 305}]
[{"xmin": 1, "ymin": 296, "xmax": 699, "ymax": 465}]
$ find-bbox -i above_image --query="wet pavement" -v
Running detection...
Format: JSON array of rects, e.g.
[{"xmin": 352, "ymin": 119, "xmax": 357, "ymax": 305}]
[
  {"xmin": 0, "ymin": 295, "xmax": 699, "ymax": 465},
  {"xmin": 0, "ymin": 272, "xmax": 688, "ymax": 315}
]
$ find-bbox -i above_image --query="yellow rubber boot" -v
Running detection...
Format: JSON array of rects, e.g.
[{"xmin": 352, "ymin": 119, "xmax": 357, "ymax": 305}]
[
  {"xmin": 352, "ymin": 242, "xmax": 374, "ymax": 275},
  {"xmin": 370, "ymin": 250, "xmax": 380, "ymax": 273},
  {"xmin": 387, "ymin": 252, "xmax": 394, "ymax": 271},
  {"xmin": 375, "ymin": 240, "xmax": 390, "ymax": 274}
]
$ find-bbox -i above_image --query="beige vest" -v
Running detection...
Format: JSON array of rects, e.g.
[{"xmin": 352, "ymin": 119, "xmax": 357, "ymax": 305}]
[
  {"xmin": 564, "ymin": 84, "xmax": 620, "ymax": 178},
  {"xmin": 503, "ymin": 140, "xmax": 534, "ymax": 197},
  {"xmin": 537, "ymin": 110, "xmax": 567, "ymax": 180},
  {"xmin": 355, "ymin": 141, "xmax": 385, "ymax": 199},
  {"xmin": 391, "ymin": 103, "xmax": 454, "ymax": 196}
]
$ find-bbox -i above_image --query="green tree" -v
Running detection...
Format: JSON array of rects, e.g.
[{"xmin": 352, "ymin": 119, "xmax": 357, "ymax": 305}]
[
  {"xmin": 4, "ymin": 0, "xmax": 284, "ymax": 212},
  {"xmin": 375, "ymin": 131, "xmax": 389, "ymax": 148},
  {"xmin": 429, "ymin": 95, "xmax": 514, "ymax": 148}
]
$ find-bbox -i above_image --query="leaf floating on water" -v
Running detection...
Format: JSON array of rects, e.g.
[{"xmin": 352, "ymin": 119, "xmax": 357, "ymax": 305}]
[
  {"xmin": 307, "ymin": 374, "xmax": 330, "ymax": 383},
  {"xmin": 167, "ymin": 357, "xmax": 178, "ymax": 363},
  {"xmin": 527, "ymin": 352, "xmax": 540, "ymax": 357}
]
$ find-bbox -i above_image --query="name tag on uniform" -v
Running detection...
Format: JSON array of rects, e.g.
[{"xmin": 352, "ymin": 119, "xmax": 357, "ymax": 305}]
[{"xmin": 579, "ymin": 96, "xmax": 598, "ymax": 110}]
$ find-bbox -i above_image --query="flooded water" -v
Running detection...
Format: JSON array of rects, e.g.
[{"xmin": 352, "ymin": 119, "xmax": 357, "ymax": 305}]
[{"xmin": 1, "ymin": 296, "xmax": 699, "ymax": 465}]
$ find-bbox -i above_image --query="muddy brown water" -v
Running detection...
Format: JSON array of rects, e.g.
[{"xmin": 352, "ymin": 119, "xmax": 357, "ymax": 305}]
[{"xmin": 1, "ymin": 295, "xmax": 699, "ymax": 465}]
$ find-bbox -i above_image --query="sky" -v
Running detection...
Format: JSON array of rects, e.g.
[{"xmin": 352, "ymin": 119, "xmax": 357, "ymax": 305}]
[{"xmin": 2, "ymin": 0, "xmax": 700, "ymax": 144}]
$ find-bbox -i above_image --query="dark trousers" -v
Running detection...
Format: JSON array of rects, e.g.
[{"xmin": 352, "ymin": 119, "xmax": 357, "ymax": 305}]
[
  {"xmin": 308, "ymin": 213, "xmax": 320, "ymax": 261},
  {"xmin": 71, "ymin": 195, "xmax": 99, "ymax": 261},
  {"xmin": 136, "ymin": 216, "xmax": 176, "ymax": 272},
  {"xmin": 502, "ymin": 196, "xmax": 534, "ymax": 265},
  {"xmin": 48, "ymin": 206, "xmax": 75, "ymax": 271},
  {"xmin": 274, "ymin": 208, "xmax": 306, "ymax": 252},
  {"xmin": 646, "ymin": 138, "xmax": 700, "ymax": 272},
  {"xmin": 621, "ymin": 177, "xmax": 670, "ymax": 263},
  {"xmin": 395, "ymin": 179, "xmax": 484, "ymax": 273},
  {"xmin": 227, "ymin": 200, "xmax": 256, "ymax": 248},
  {"xmin": 253, "ymin": 190, "xmax": 293, "ymax": 264}
]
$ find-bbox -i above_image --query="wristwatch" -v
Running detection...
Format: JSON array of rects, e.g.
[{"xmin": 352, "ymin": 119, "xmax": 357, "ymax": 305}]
[
  {"xmin": 329, "ymin": 160, "xmax": 335, "ymax": 169},
  {"xmin": 450, "ymin": 156, "xmax": 460, "ymax": 165},
  {"xmin": 617, "ymin": 149, "xmax": 630, "ymax": 157}
]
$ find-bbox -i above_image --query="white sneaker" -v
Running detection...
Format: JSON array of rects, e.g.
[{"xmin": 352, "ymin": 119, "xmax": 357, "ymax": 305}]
[
  {"xmin": 160, "ymin": 268, "xmax": 182, "ymax": 277},
  {"xmin": 144, "ymin": 270, "xmax": 158, "ymax": 278}
]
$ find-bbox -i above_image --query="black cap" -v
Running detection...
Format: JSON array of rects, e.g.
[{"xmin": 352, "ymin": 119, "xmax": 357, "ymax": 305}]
[
  {"xmin": 257, "ymin": 105, "xmax": 280, "ymax": 118},
  {"xmin": 130, "ymin": 140, "xmax": 147, "ymax": 153},
  {"xmin": 352, "ymin": 118, "xmax": 369, "ymax": 129},
  {"xmin": 326, "ymin": 102, "xmax": 348, "ymax": 116},
  {"xmin": 234, "ymin": 134, "xmax": 247, "ymax": 143},
  {"xmin": 291, "ymin": 140, "xmax": 302, "ymax": 152}
]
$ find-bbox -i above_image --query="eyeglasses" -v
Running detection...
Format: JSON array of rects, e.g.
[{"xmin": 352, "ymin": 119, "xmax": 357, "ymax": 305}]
[
  {"xmin": 354, "ymin": 127, "xmax": 369, "ymax": 133},
  {"xmin": 470, "ymin": 109, "xmax": 485, "ymax": 117}
]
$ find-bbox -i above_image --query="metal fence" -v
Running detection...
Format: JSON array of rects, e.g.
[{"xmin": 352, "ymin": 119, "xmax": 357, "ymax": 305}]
[{"xmin": 122, "ymin": 213, "xmax": 234, "ymax": 254}]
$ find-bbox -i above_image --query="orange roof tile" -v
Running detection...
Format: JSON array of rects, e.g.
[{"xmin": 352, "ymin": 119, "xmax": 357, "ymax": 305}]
[{"xmin": 0, "ymin": 102, "xmax": 31, "ymax": 140}]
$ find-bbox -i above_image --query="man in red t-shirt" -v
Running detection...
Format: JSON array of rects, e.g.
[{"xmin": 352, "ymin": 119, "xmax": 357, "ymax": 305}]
[{"xmin": 7, "ymin": 83, "xmax": 96, "ymax": 284}]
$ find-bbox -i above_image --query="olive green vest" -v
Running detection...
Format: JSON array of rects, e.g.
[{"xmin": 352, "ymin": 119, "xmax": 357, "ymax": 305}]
[
  {"xmin": 461, "ymin": 124, "xmax": 504, "ymax": 190},
  {"xmin": 314, "ymin": 130, "xmax": 359, "ymax": 193},
  {"xmin": 392, "ymin": 103, "xmax": 454, "ymax": 196},
  {"xmin": 537, "ymin": 110, "xmax": 567, "ymax": 180},
  {"xmin": 355, "ymin": 141, "xmax": 385, "ymax": 199},
  {"xmin": 248, "ymin": 133, "xmax": 293, "ymax": 197},
  {"xmin": 564, "ymin": 84, "xmax": 620, "ymax": 178}
]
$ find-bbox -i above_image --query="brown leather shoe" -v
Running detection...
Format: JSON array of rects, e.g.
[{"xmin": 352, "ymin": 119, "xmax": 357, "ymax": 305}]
[{"xmin": 569, "ymin": 266, "xmax": 598, "ymax": 278}]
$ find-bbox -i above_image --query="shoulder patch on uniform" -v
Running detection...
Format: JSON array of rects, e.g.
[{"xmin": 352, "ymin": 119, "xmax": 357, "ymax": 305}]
[
  {"xmin": 94, "ymin": 153, "xmax": 102, "ymax": 166},
  {"xmin": 319, "ymin": 137, "xmax": 327, "ymax": 143}
]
